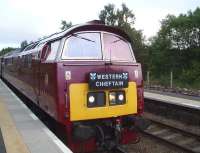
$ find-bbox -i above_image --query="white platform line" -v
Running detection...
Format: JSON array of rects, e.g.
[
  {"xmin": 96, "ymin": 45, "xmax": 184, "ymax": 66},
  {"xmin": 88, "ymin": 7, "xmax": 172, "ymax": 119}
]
[
  {"xmin": 54, "ymin": 139, "xmax": 73, "ymax": 153},
  {"xmin": 43, "ymin": 128, "xmax": 57, "ymax": 140},
  {"xmin": 181, "ymin": 103, "xmax": 200, "ymax": 108},
  {"xmin": 21, "ymin": 103, "xmax": 28, "ymax": 109},
  {"xmin": 29, "ymin": 113, "xmax": 39, "ymax": 120},
  {"xmin": 43, "ymin": 128, "xmax": 72, "ymax": 153}
]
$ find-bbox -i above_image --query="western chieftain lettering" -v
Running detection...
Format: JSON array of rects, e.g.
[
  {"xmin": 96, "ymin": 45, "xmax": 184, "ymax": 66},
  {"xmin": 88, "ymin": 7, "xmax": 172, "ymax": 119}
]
[
  {"xmin": 96, "ymin": 73, "xmax": 125, "ymax": 80},
  {"xmin": 95, "ymin": 81, "xmax": 124, "ymax": 87},
  {"xmin": 89, "ymin": 72, "xmax": 128, "ymax": 89}
]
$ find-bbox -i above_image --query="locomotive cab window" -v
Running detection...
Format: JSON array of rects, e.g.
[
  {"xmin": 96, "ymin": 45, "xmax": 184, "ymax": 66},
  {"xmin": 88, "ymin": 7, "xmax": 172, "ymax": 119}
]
[
  {"xmin": 103, "ymin": 33, "xmax": 135, "ymax": 62},
  {"xmin": 62, "ymin": 32, "xmax": 102, "ymax": 59},
  {"xmin": 61, "ymin": 32, "xmax": 135, "ymax": 62}
]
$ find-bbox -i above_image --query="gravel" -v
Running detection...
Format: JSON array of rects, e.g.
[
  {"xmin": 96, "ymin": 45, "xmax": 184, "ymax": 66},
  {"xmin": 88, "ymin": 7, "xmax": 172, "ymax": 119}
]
[{"xmin": 125, "ymin": 134, "xmax": 188, "ymax": 153}]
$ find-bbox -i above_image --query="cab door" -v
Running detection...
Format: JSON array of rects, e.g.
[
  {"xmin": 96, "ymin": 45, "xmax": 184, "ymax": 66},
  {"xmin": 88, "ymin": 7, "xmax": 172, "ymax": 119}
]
[
  {"xmin": 32, "ymin": 44, "xmax": 47, "ymax": 105},
  {"xmin": 37, "ymin": 41, "xmax": 60, "ymax": 120}
]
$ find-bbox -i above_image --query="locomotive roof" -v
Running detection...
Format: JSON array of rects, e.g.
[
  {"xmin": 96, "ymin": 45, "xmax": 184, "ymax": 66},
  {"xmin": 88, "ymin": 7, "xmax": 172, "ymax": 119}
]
[
  {"xmin": 2, "ymin": 21, "xmax": 132, "ymax": 58},
  {"xmin": 37, "ymin": 21, "xmax": 131, "ymax": 44}
]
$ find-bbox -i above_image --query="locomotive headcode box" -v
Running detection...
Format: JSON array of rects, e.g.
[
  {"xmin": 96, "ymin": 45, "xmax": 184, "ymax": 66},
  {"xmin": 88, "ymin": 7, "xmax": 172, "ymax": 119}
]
[{"xmin": 89, "ymin": 72, "xmax": 129, "ymax": 89}]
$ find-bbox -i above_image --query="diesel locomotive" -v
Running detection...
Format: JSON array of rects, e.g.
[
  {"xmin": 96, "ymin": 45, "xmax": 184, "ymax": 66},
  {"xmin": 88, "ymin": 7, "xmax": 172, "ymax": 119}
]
[{"xmin": 0, "ymin": 20, "xmax": 144, "ymax": 153}]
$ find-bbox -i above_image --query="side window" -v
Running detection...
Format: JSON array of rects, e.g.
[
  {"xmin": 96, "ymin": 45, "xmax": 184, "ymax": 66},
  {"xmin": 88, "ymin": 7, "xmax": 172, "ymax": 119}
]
[
  {"xmin": 40, "ymin": 45, "xmax": 49, "ymax": 60},
  {"xmin": 46, "ymin": 40, "xmax": 60, "ymax": 61},
  {"xmin": 23, "ymin": 55, "xmax": 27, "ymax": 67},
  {"xmin": 6, "ymin": 57, "xmax": 13, "ymax": 65},
  {"xmin": 32, "ymin": 51, "xmax": 38, "ymax": 60},
  {"xmin": 22, "ymin": 54, "xmax": 32, "ymax": 68},
  {"xmin": 4, "ymin": 59, "xmax": 6, "ymax": 66}
]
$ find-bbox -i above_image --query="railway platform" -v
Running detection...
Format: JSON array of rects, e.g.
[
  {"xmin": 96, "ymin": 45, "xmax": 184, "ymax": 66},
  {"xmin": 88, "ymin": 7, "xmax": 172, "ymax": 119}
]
[
  {"xmin": 0, "ymin": 79, "xmax": 72, "ymax": 153},
  {"xmin": 144, "ymin": 91, "xmax": 200, "ymax": 110}
]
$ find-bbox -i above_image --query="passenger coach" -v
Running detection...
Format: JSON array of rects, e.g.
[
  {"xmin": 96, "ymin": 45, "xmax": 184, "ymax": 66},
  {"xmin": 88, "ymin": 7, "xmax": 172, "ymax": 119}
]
[{"xmin": 0, "ymin": 20, "xmax": 144, "ymax": 153}]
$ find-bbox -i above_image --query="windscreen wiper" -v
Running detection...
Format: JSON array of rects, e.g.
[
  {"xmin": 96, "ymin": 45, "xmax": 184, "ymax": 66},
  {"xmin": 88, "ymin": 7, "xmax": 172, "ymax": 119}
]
[
  {"xmin": 71, "ymin": 34, "xmax": 95, "ymax": 43},
  {"xmin": 111, "ymin": 39, "xmax": 122, "ymax": 44}
]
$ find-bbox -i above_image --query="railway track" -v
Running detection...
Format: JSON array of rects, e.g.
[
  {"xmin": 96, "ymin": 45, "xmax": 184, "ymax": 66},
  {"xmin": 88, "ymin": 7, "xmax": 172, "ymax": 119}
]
[{"xmin": 142, "ymin": 119, "xmax": 200, "ymax": 153}]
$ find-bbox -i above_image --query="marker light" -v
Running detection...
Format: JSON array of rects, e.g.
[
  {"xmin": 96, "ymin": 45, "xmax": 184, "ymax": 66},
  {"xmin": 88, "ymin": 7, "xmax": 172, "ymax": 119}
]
[
  {"xmin": 87, "ymin": 92, "xmax": 105, "ymax": 107},
  {"xmin": 118, "ymin": 94, "xmax": 124, "ymax": 101},
  {"xmin": 109, "ymin": 92, "xmax": 116, "ymax": 105},
  {"xmin": 109, "ymin": 91, "xmax": 125, "ymax": 105},
  {"xmin": 88, "ymin": 96, "xmax": 95, "ymax": 103}
]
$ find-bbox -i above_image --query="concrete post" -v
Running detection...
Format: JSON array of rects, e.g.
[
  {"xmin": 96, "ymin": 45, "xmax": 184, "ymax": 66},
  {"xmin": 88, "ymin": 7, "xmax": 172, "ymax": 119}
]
[
  {"xmin": 147, "ymin": 71, "xmax": 150, "ymax": 87},
  {"xmin": 170, "ymin": 71, "xmax": 173, "ymax": 88}
]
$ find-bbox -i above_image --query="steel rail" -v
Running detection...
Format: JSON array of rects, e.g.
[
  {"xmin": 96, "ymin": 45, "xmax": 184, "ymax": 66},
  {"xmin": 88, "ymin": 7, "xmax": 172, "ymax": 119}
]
[{"xmin": 142, "ymin": 118, "xmax": 200, "ymax": 153}]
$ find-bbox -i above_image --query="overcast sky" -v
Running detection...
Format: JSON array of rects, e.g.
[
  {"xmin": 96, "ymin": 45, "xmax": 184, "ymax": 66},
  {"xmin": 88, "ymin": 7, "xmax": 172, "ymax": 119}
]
[{"xmin": 0, "ymin": 0, "xmax": 199, "ymax": 50}]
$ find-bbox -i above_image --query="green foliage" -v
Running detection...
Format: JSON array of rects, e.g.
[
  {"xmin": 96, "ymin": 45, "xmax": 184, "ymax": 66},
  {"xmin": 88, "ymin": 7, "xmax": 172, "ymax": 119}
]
[
  {"xmin": 148, "ymin": 7, "xmax": 200, "ymax": 89},
  {"xmin": 60, "ymin": 20, "xmax": 73, "ymax": 30},
  {"xmin": 99, "ymin": 3, "xmax": 147, "ymax": 72},
  {"xmin": 20, "ymin": 40, "xmax": 28, "ymax": 50},
  {"xmin": 99, "ymin": 3, "xmax": 135, "ymax": 27},
  {"xmin": 99, "ymin": 3, "xmax": 144, "ymax": 51},
  {"xmin": 99, "ymin": 4, "xmax": 117, "ymax": 26},
  {"xmin": 0, "ymin": 47, "xmax": 15, "ymax": 56}
]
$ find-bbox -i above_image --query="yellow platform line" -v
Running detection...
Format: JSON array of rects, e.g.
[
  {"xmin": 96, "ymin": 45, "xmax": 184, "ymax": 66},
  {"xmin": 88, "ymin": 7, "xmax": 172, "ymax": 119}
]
[{"xmin": 0, "ymin": 98, "xmax": 30, "ymax": 153}]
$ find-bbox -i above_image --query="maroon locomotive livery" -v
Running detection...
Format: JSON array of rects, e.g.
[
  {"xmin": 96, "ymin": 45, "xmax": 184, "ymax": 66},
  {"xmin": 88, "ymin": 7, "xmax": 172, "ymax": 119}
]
[{"xmin": 0, "ymin": 21, "xmax": 144, "ymax": 153}]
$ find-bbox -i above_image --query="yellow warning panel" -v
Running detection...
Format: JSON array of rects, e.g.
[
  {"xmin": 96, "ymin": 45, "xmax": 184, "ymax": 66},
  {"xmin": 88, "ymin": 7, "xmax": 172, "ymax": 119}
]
[{"xmin": 69, "ymin": 82, "xmax": 137, "ymax": 121}]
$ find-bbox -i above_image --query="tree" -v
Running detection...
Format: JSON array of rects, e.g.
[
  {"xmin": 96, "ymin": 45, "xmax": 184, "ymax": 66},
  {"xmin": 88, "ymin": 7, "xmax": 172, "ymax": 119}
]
[
  {"xmin": 60, "ymin": 20, "xmax": 73, "ymax": 30},
  {"xmin": 20, "ymin": 40, "xmax": 28, "ymax": 50},
  {"xmin": 0, "ymin": 47, "xmax": 15, "ymax": 56},
  {"xmin": 99, "ymin": 4, "xmax": 117, "ymax": 26},
  {"xmin": 99, "ymin": 3, "xmax": 147, "ymax": 73},
  {"xmin": 148, "ymin": 7, "xmax": 200, "ymax": 88}
]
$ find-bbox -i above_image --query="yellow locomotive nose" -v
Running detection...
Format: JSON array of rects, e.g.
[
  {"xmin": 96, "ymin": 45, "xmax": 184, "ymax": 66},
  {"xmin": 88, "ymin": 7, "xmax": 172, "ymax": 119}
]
[{"xmin": 69, "ymin": 82, "xmax": 137, "ymax": 121}]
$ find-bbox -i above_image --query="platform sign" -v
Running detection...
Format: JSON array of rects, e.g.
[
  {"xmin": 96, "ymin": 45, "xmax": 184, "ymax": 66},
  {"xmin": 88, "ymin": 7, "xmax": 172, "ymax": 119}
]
[{"xmin": 89, "ymin": 72, "xmax": 129, "ymax": 89}]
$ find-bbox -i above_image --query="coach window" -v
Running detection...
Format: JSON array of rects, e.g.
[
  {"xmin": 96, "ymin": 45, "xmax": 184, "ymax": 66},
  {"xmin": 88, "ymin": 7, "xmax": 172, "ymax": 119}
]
[
  {"xmin": 62, "ymin": 32, "xmax": 102, "ymax": 59},
  {"xmin": 24, "ymin": 55, "xmax": 28, "ymax": 67},
  {"xmin": 46, "ymin": 40, "xmax": 60, "ymax": 61},
  {"xmin": 28, "ymin": 54, "xmax": 32, "ymax": 68}
]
